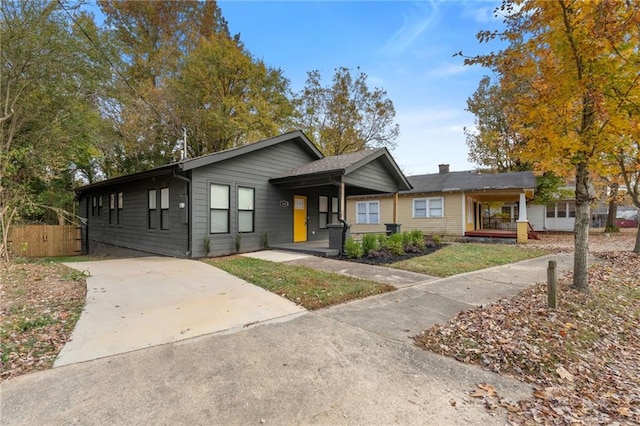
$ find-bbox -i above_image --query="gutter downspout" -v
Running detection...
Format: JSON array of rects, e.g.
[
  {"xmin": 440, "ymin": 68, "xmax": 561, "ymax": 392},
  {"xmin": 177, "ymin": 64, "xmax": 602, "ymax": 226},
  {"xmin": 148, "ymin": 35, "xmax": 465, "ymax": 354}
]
[{"xmin": 173, "ymin": 169, "xmax": 192, "ymax": 258}]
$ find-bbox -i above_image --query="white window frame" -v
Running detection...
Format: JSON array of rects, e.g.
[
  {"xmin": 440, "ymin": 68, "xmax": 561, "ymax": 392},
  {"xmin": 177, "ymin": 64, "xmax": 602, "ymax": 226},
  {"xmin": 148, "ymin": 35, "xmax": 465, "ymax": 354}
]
[
  {"xmin": 210, "ymin": 184, "xmax": 230, "ymax": 234},
  {"xmin": 356, "ymin": 201, "xmax": 380, "ymax": 224},
  {"xmin": 160, "ymin": 187, "xmax": 170, "ymax": 230},
  {"xmin": 237, "ymin": 186, "xmax": 255, "ymax": 233},
  {"xmin": 413, "ymin": 197, "xmax": 444, "ymax": 218}
]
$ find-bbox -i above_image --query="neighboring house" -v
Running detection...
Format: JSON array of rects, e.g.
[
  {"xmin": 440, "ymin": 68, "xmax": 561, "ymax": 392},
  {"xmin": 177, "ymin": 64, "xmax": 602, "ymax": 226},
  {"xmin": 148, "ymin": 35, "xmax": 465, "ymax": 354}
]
[
  {"xmin": 528, "ymin": 200, "xmax": 576, "ymax": 231},
  {"xmin": 347, "ymin": 165, "xmax": 536, "ymax": 239},
  {"xmin": 75, "ymin": 131, "xmax": 411, "ymax": 258}
]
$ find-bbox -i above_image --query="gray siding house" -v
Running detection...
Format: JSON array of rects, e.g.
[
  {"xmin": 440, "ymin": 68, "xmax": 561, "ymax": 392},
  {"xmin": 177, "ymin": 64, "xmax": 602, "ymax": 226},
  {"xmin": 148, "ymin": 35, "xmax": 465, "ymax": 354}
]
[{"xmin": 76, "ymin": 131, "xmax": 411, "ymax": 258}]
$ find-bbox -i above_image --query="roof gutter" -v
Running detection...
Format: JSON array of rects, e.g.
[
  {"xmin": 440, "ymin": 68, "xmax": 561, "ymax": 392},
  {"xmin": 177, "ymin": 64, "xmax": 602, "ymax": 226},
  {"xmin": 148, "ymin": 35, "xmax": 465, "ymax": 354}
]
[{"xmin": 173, "ymin": 169, "xmax": 192, "ymax": 258}]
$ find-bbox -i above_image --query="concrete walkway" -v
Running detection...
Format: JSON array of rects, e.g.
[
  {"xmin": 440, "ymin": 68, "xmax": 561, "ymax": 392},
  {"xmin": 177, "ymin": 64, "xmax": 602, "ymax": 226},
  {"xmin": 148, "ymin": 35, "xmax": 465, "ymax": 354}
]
[
  {"xmin": 1, "ymin": 252, "xmax": 574, "ymax": 425},
  {"xmin": 245, "ymin": 250, "xmax": 574, "ymax": 343},
  {"xmin": 56, "ymin": 257, "xmax": 305, "ymax": 366}
]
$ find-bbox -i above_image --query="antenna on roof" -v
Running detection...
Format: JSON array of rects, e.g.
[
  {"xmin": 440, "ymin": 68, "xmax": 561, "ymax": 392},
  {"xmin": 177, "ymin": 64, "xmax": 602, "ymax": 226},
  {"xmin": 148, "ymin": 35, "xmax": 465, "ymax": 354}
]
[{"xmin": 179, "ymin": 127, "xmax": 188, "ymax": 160}]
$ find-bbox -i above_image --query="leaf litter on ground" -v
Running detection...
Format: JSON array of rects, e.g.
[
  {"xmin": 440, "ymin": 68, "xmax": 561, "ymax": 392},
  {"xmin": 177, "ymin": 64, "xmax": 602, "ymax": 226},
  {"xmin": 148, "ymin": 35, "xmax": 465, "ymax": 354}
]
[
  {"xmin": 0, "ymin": 262, "xmax": 87, "ymax": 382},
  {"xmin": 414, "ymin": 250, "xmax": 640, "ymax": 425}
]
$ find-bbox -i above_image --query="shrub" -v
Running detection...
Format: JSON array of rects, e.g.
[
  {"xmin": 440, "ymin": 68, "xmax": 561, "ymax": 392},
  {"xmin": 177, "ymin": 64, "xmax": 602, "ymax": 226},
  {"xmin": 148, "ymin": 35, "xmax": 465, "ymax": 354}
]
[
  {"xmin": 432, "ymin": 234, "xmax": 442, "ymax": 244},
  {"xmin": 362, "ymin": 234, "xmax": 379, "ymax": 255},
  {"xmin": 387, "ymin": 233, "xmax": 405, "ymax": 256},
  {"xmin": 203, "ymin": 236, "xmax": 211, "ymax": 255},
  {"xmin": 400, "ymin": 231, "xmax": 412, "ymax": 247},
  {"xmin": 412, "ymin": 231, "xmax": 426, "ymax": 251},
  {"xmin": 344, "ymin": 237, "xmax": 364, "ymax": 258}
]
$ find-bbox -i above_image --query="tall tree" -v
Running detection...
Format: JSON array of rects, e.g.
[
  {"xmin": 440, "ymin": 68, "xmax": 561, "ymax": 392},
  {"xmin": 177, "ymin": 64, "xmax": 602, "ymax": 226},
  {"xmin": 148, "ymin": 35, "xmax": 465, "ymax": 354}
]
[
  {"xmin": 296, "ymin": 67, "xmax": 399, "ymax": 155},
  {"xmin": 465, "ymin": 76, "xmax": 528, "ymax": 172},
  {"xmin": 1, "ymin": 0, "xmax": 111, "ymax": 260},
  {"xmin": 465, "ymin": 0, "xmax": 640, "ymax": 291},
  {"xmin": 170, "ymin": 34, "xmax": 294, "ymax": 156},
  {"xmin": 98, "ymin": 0, "xmax": 233, "ymax": 173}
]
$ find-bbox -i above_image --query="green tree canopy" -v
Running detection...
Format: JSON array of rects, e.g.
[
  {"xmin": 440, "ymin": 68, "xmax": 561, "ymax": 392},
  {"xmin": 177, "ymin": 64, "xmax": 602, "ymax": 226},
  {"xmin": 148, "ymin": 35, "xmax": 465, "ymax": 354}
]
[{"xmin": 295, "ymin": 67, "xmax": 399, "ymax": 155}]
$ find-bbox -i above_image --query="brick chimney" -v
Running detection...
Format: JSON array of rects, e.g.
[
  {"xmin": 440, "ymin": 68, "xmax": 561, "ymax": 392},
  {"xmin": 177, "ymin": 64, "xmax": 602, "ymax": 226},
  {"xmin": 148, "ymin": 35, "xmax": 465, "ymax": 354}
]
[{"xmin": 438, "ymin": 164, "xmax": 450, "ymax": 174}]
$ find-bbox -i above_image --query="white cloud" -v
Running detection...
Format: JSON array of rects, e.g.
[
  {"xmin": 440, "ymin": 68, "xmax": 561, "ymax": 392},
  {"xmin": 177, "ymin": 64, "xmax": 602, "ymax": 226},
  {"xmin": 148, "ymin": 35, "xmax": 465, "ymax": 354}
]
[
  {"xmin": 380, "ymin": 1, "xmax": 438, "ymax": 55},
  {"xmin": 427, "ymin": 63, "xmax": 469, "ymax": 78},
  {"xmin": 392, "ymin": 107, "xmax": 476, "ymax": 175}
]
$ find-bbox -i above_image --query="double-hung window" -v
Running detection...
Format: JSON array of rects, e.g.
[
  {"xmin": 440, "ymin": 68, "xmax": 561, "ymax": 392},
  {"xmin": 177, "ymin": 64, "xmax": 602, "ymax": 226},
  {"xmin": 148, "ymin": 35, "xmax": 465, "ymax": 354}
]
[
  {"xmin": 320, "ymin": 196, "xmax": 340, "ymax": 228},
  {"xmin": 91, "ymin": 197, "xmax": 97, "ymax": 216},
  {"xmin": 210, "ymin": 184, "xmax": 230, "ymax": 233},
  {"xmin": 98, "ymin": 196, "xmax": 103, "ymax": 216},
  {"xmin": 330, "ymin": 197, "xmax": 339, "ymax": 224},
  {"xmin": 160, "ymin": 187, "xmax": 169, "ymax": 230},
  {"xmin": 238, "ymin": 187, "xmax": 255, "ymax": 233},
  {"xmin": 413, "ymin": 197, "xmax": 444, "ymax": 218},
  {"xmin": 356, "ymin": 201, "xmax": 379, "ymax": 224},
  {"xmin": 148, "ymin": 189, "xmax": 157, "ymax": 229},
  {"xmin": 109, "ymin": 193, "xmax": 115, "ymax": 224},
  {"xmin": 117, "ymin": 192, "xmax": 124, "ymax": 224}
]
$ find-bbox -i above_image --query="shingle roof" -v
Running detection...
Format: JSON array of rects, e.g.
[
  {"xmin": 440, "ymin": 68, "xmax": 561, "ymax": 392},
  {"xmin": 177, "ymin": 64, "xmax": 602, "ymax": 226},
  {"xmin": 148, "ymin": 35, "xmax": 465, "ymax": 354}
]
[
  {"xmin": 404, "ymin": 170, "xmax": 536, "ymax": 194},
  {"xmin": 275, "ymin": 149, "xmax": 383, "ymax": 178}
]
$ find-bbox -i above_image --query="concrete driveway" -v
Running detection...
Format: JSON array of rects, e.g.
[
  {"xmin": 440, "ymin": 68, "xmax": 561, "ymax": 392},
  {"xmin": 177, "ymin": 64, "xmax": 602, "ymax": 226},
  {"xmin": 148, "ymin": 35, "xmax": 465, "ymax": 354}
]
[{"xmin": 55, "ymin": 257, "xmax": 305, "ymax": 366}]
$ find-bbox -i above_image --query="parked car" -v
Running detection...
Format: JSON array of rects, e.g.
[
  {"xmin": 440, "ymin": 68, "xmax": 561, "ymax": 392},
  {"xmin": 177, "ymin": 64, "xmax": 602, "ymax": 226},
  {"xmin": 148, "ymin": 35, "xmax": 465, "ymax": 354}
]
[{"xmin": 615, "ymin": 218, "xmax": 638, "ymax": 228}]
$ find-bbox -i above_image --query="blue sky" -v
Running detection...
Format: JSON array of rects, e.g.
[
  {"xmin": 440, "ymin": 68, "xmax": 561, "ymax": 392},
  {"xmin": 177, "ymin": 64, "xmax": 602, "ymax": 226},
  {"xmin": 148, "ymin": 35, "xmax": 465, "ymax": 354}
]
[{"xmin": 218, "ymin": 0, "xmax": 504, "ymax": 175}]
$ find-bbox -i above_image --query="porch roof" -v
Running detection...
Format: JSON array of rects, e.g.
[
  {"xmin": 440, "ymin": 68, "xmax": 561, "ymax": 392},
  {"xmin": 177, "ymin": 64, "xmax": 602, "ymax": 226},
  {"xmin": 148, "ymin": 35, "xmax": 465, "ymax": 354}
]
[{"xmin": 270, "ymin": 148, "xmax": 412, "ymax": 194}]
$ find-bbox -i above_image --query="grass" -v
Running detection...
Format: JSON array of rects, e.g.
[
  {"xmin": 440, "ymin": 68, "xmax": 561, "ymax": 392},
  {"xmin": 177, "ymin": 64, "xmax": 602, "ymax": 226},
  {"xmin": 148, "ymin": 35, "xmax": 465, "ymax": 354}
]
[
  {"xmin": 204, "ymin": 256, "xmax": 395, "ymax": 310},
  {"xmin": 391, "ymin": 243, "xmax": 550, "ymax": 277}
]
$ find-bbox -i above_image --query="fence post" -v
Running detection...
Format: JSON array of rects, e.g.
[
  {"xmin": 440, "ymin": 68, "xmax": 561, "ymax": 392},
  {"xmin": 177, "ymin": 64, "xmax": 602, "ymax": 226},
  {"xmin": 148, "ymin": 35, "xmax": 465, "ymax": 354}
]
[{"xmin": 547, "ymin": 260, "xmax": 557, "ymax": 309}]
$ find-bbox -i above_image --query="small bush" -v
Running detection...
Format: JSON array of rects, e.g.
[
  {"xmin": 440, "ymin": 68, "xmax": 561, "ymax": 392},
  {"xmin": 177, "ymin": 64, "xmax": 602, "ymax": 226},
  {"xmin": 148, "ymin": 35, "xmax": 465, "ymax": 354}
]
[
  {"xmin": 362, "ymin": 234, "xmax": 379, "ymax": 255},
  {"xmin": 387, "ymin": 233, "xmax": 405, "ymax": 256},
  {"xmin": 344, "ymin": 237, "xmax": 364, "ymax": 258},
  {"xmin": 410, "ymin": 229, "xmax": 424, "ymax": 244},
  {"xmin": 235, "ymin": 233, "xmax": 242, "ymax": 253},
  {"xmin": 432, "ymin": 234, "xmax": 442, "ymax": 244},
  {"xmin": 401, "ymin": 231, "xmax": 413, "ymax": 247},
  {"xmin": 203, "ymin": 237, "xmax": 211, "ymax": 255}
]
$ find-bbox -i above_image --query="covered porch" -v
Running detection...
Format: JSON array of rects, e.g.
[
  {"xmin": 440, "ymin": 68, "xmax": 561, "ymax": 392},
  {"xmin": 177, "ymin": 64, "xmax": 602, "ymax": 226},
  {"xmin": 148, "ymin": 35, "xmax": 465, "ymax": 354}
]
[
  {"xmin": 270, "ymin": 148, "xmax": 412, "ymax": 252},
  {"xmin": 269, "ymin": 240, "xmax": 338, "ymax": 257},
  {"xmin": 464, "ymin": 189, "xmax": 538, "ymax": 242}
]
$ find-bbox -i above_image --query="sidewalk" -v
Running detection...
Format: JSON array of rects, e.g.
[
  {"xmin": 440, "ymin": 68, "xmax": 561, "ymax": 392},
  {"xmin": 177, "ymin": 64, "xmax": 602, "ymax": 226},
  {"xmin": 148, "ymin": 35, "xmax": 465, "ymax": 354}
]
[
  {"xmin": 243, "ymin": 250, "xmax": 575, "ymax": 342},
  {"xmin": 1, "ymin": 252, "xmax": 574, "ymax": 425}
]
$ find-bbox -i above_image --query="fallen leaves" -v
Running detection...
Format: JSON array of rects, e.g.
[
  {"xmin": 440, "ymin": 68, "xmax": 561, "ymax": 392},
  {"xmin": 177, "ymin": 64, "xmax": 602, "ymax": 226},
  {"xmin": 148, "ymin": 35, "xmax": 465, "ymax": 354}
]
[
  {"xmin": 0, "ymin": 261, "xmax": 86, "ymax": 382},
  {"xmin": 415, "ymin": 250, "xmax": 640, "ymax": 424}
]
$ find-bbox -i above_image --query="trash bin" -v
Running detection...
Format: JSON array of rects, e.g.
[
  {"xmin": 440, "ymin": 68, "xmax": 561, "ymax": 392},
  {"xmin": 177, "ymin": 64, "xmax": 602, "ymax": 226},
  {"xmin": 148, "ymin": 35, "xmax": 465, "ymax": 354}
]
[{"xmin": 385, "ymin": 223, "xmax": 401, "ymax": 236}]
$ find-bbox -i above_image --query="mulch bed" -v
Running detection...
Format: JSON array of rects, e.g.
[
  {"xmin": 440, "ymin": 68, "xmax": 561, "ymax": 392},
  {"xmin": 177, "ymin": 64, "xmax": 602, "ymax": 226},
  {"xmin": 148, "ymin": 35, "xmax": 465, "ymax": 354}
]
[{"xmin": 334, "ymin": 244, "xmax": 444, "ymax": 266}]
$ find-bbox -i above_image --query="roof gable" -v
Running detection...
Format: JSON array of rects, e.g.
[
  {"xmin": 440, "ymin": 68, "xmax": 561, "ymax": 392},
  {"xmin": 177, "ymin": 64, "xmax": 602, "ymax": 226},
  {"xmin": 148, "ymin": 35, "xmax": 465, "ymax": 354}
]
[
  {"xmin": 179, "ymin": 130, "xmax": 322, "ymax": 171},
  {"xmin": 272, "ymin": 148, "xmax": 412, "ymax": 192}
]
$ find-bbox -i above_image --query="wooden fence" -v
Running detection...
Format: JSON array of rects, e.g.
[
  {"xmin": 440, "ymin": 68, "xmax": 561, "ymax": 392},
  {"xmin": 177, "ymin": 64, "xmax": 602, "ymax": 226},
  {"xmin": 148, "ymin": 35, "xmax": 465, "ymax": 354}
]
[{"xmin": 7, "ymin": 225, "xmax": 82, "ymax": 257}]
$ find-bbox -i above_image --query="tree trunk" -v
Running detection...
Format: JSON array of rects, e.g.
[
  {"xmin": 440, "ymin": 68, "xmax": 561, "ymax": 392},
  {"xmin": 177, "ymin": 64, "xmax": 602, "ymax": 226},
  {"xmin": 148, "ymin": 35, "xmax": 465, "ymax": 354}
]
[
  {"xmin": 605, "ymin": 182, "xmax": 619, "ymax": 232},
  {"xmin": 573, "ymin": 162, "xmax": 591, "ymax": 292},
  {"xmin": 635, "ymin": 221, "xmax": 640, "ymax": 254}
]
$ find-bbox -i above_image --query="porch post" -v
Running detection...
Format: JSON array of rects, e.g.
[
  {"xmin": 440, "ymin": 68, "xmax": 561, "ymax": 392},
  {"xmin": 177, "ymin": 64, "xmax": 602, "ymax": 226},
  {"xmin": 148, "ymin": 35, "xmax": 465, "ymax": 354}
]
[
  {"xmin": 393, "ymin": 192, "xmax": 399, "ymax": 223},
  {"xmin": 339, "ymin": 181, "xmax": 346, "ymax": 220},
  {"xmin": 516, "ymin": 192, "xmax": 529, "ymax": 243}
]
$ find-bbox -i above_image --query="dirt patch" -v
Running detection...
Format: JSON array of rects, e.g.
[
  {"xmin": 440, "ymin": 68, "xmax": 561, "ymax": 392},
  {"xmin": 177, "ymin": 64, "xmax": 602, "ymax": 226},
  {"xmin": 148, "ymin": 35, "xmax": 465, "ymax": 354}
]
[{"xmin": 0, "ymin": 262, "xmax": 87, "ymax": 382}]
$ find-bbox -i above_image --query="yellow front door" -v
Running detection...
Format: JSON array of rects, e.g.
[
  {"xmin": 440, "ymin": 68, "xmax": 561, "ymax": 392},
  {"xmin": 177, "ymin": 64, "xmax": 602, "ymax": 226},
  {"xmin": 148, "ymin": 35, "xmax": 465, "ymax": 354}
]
[{"xmin": 293, "ymin": 195, "xmax": 307, "ymax": 242}]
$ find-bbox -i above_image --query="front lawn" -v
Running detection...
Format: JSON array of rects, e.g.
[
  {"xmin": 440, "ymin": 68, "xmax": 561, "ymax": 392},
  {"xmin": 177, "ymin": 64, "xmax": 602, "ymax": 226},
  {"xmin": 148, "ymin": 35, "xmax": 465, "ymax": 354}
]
[
  {"xmin": 0, "ymin": 262, "xmax": 87, "ymax": 382},
  {"xmin": 391, "ymin": 243, "xmax": 550, "ymax": 277},
  {"xmin": 205, "ymin": 256, "xmax": 395, "ymax": 310}
]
